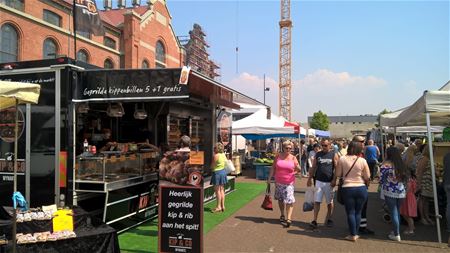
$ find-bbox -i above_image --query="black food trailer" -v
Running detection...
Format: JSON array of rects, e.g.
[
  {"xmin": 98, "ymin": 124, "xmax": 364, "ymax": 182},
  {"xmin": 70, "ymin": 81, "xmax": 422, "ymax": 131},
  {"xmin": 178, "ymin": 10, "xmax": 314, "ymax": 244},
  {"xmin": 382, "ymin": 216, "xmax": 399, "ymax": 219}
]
[{"xmin": 0, "ymin": 58, "xmax": 238, "ymax": 232}]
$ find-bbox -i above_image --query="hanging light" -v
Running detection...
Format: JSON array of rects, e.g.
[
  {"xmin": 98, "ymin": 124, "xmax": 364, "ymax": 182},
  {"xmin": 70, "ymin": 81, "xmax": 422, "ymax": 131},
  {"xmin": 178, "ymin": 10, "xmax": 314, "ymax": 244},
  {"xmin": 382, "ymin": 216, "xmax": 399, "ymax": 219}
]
[
  {"xmin": 134, "ymin": 103, "xmax": 148, "ymax": 120},
  {"xmin": 107, "ymin": 103, "xmax": 125, "ymax": 117},
  {"xmin": 77, "ymin": 103, "xmax": 89, "ymax": 114}
]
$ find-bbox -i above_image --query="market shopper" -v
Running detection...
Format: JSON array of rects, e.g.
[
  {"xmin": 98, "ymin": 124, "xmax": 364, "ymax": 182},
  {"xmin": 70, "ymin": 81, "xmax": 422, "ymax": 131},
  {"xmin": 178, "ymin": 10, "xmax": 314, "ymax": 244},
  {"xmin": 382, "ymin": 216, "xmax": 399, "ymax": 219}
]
[
  {"xmin": 300, "ymin": 139, "xmax": 308, "ymax": 177},
  {"xmin": 210, "ymin": 142, "xmax": 228, "ymax": 213},
  {"xmin": 331, "ymin": 141, "xmax": 370, "ymax": 242},
  {"xmin": 364, "ymin": 139, "xmax": 380, "ymax": 181},
  {"xmin": 267, "ymin": 140, "xmax": 301, "ymax": 228},
  {"xmin": 307, "ymin": 139, "xmax": 339, "ymax": 228},
  {"xmin": 416, "ymin": 146, "xmax": 435, "ymax": 225},
  {"xmin": 443, "ymin": 151, "xmax": 450, "ymax": 247},
  {"xmin": 352, "ymin": 135, "xmax": 375, "ymax": 235},
  {"xmin": 379, "ymin": 147, "xmax": 408, "ymax": 242}
]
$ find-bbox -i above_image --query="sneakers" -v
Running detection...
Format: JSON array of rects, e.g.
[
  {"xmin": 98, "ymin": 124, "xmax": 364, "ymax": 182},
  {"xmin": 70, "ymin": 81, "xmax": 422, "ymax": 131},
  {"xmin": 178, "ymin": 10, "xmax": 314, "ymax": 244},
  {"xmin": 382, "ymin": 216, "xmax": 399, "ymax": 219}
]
[
  {"xmin": 326, "ymin": 219, "xmax": 334, "ymax": 227},
  {"xmin": 388, "ymin": 233, "xmax": 401, "ymax": 242},
  {"xmin": 309, "ymin": 220, "xmax": 318, "ymax": 229}
]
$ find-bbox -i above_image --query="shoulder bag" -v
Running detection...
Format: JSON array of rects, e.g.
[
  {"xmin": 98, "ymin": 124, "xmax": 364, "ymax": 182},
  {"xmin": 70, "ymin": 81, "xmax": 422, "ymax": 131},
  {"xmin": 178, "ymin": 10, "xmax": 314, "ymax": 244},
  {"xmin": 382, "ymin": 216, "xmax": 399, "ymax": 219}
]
[{"xmin": 336, "ymin": 157, "xmax": 359, "ymax": 205}]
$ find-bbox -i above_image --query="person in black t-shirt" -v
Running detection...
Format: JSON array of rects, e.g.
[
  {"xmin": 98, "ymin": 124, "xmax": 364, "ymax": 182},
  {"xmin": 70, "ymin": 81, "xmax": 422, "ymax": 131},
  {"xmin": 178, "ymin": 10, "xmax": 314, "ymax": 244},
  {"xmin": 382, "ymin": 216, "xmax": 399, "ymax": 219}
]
[{"xmin": 307, "ymin": 139, "xmax": 339, "ymax": 229}]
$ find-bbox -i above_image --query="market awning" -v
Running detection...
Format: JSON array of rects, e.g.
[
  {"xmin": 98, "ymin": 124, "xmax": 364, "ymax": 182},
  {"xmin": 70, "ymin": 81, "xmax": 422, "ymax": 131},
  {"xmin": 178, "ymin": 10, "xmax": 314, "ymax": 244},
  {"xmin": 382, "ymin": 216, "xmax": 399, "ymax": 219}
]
[{"xmin": 0, "ymin": 80, "xmax": 40, "ymax": 109}]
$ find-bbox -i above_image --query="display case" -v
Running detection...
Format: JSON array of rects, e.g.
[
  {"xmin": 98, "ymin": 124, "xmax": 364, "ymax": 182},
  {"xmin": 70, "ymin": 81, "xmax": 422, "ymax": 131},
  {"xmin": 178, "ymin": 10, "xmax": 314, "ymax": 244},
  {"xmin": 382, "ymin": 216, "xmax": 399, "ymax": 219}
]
[{"xmin": 75, "ymin": 151, "xmax": 159, "ymax": 191}]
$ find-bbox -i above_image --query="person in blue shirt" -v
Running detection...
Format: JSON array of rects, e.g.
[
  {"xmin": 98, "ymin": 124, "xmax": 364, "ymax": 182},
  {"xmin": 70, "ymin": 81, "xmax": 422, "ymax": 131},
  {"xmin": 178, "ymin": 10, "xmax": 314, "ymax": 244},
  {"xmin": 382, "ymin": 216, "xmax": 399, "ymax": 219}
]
[{"xmin": 364, "ymin": 139, "xmax": 380, "ymax": 181}]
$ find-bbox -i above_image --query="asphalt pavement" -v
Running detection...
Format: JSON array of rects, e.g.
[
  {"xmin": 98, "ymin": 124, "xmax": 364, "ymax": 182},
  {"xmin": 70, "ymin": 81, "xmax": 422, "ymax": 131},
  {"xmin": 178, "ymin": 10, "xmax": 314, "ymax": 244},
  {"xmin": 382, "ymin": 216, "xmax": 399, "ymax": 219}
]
[{"xmin": 204, "ymin": 168, "xmax": 449, "ymax": 252}]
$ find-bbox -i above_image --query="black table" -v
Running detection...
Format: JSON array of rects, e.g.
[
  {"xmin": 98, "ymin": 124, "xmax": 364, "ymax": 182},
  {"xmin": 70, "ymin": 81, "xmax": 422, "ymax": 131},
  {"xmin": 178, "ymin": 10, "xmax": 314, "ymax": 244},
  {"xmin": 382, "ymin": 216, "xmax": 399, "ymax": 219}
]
[{"xmin": 0, "ymin": 206, "xmax": 120, "ymax": 253}]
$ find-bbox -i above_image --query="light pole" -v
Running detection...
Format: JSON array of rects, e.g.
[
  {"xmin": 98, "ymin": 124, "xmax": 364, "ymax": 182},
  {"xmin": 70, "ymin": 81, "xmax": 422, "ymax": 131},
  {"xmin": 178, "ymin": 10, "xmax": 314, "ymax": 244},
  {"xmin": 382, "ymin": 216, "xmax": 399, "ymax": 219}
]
[{"xmin": 263, "ymin": 74, "xmax": 270, "ymax": 104}]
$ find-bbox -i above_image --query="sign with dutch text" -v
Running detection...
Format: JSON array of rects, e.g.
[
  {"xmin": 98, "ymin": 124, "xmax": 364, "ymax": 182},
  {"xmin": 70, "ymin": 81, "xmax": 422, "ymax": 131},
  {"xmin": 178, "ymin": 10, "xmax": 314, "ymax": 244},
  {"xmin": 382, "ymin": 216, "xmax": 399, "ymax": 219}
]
[{"xmin": 159, "ymin": 185, "xmax": 203, "ymax": 253}]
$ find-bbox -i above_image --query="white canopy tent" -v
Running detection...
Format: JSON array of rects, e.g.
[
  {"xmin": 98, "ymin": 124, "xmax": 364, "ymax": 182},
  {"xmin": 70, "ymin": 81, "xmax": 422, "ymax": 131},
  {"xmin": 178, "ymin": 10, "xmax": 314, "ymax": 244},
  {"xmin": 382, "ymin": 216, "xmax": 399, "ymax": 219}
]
[
  {"xmin": 232, "ymin": 108, "xmax": 299, "ymax": 136},
  {"xmin": 380, "ymin": 80, "xmax": 450, "ymax": 243}
]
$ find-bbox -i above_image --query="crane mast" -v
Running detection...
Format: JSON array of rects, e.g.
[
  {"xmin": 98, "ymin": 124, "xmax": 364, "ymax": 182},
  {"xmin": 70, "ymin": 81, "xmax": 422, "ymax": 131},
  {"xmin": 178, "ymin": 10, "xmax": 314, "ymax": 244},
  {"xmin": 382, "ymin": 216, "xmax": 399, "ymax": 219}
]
[{"xmin": 278, "ymin": 0, "xmax": 292, "ymax": 121}]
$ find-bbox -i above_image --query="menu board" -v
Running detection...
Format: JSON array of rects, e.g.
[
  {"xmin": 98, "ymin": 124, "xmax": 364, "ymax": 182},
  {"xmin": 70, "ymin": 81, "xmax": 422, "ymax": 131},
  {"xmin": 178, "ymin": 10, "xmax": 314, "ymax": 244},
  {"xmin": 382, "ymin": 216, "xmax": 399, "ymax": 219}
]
[{"xmin": 159, "ymin": 185, "xmax": 203, "ymax": 253}]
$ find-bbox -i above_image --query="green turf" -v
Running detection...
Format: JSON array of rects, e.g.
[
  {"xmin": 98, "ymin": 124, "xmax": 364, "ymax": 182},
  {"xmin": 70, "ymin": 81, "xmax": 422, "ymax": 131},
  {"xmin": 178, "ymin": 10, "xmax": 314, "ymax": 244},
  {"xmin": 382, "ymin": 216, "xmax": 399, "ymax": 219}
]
[{"xmin": 119, "ymin": 182, "xmax": 266, "ymax": 253}]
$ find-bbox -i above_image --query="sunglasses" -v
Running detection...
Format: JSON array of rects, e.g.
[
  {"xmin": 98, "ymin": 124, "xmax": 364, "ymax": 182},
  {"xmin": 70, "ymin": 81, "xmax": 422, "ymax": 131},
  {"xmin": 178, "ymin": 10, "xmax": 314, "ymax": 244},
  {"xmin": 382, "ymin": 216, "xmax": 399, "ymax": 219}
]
[
  {"xmin": 284, "ymin": 147, "xmax": 292, "ymax": 150},
  {"xmin": 321, "ymin": 145, "xmax": 328, "ymax": 147}
]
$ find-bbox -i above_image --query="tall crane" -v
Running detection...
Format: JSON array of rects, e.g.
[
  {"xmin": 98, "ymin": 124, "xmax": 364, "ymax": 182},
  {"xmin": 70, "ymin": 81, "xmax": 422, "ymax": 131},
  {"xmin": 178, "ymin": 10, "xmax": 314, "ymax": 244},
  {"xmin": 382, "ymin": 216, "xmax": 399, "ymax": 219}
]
[{"xmin": 278, "ymin": 0, "xmax": 292, "ymax": 121}]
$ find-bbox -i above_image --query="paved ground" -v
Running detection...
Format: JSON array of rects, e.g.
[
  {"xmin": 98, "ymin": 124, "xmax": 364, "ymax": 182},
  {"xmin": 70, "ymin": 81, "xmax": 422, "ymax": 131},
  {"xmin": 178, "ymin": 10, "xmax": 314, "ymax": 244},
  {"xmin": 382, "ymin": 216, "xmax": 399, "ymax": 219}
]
[{"xmin": 205, "ymin": 168, "xmax": 449, "ymax": 252}]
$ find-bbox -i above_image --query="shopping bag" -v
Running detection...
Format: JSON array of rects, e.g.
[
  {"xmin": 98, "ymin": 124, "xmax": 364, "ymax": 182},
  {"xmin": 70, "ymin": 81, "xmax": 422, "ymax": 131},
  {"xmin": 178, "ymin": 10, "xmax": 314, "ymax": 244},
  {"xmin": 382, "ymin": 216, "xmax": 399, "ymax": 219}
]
[
  {"xmin": 336, "ymin": 178, "xmax": 345, "ymax": 205},
  {"xmin": 224, "ymin": 159, "xmax": 236, "ymax": 174},
  {"xmin": 261, "ymin": 183, "xmax": 273, "ymax": 210},
  {"xmin": 303, "ymin": 187, "xmax": 314, "ymax": 212}
]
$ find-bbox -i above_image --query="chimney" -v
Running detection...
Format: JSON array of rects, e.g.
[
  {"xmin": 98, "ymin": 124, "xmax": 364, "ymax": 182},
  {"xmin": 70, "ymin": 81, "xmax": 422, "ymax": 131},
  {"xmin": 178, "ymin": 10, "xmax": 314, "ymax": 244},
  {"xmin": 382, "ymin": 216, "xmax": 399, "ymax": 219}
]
[
  {"xmin": 132, "ymin": 0, "xmax": 140, "ymax": 7},
  {"xmin": 104, "ymin": 0, "xmax": 112, "ymax": 10},
  {"xmin": 118, "ymin": 0, "xmax": 126, "ymax": 9},
  {"xmin": 147, "ymin": 0, "xmax": 154, "ymax": 9}
]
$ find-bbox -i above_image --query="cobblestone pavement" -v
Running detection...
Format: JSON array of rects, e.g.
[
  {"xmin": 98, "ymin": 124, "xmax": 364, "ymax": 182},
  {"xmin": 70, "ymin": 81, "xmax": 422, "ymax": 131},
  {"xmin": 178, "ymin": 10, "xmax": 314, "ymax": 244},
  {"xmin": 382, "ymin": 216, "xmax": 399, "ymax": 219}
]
[{"xmin": 205, "ymin": 168, "xmax": 449, "ymax": 252}]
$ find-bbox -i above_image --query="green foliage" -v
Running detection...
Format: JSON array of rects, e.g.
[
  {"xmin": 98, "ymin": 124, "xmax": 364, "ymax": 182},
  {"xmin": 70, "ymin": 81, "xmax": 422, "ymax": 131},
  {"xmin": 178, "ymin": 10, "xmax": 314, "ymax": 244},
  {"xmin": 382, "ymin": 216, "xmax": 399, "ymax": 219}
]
[
  {"xmin": 376, "ymin": 108, "xmax": 391, "ymax": 126},
  {"xmin": 310, "ymin": 110, "xmax": 330, "ymax": 131}
]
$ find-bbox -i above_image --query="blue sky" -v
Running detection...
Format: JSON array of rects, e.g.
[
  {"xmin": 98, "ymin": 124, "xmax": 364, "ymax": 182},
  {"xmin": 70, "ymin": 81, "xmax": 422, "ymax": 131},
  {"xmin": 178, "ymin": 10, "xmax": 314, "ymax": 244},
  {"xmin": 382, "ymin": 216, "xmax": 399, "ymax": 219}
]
[{"xmin": 101, "ymin": 0, "xmax": 450, "ymax": 122}]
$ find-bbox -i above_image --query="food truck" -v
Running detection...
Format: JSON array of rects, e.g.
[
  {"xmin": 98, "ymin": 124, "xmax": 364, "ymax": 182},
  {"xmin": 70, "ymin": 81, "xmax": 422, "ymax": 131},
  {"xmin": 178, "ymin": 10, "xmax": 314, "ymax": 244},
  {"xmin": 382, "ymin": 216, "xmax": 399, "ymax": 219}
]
[{"xmin": 0, "ymin": 57, "xmax": 239, "ymax": 231}]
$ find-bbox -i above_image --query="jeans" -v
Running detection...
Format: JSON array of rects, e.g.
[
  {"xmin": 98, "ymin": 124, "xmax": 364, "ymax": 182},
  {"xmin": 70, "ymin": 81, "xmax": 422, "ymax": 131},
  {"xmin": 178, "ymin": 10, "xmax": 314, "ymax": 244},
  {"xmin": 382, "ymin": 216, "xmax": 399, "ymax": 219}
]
[
  {"xmin": 342, "ymin": 186, "xmax": 368, "ymax": 236},
  {"xmin": 446, "ymin": 185, "xmax": 450, "ymax": 232},
  {"xmin": 368, "ymin": 162, "xmax": 377, "ymax": 180},
  {"xmin": 384, "ymin": 196, "xmax": 405, "ymax": 236},
  {"xmin": 301, "ymin": 158, "xmax": 308, "ymax": 176}
]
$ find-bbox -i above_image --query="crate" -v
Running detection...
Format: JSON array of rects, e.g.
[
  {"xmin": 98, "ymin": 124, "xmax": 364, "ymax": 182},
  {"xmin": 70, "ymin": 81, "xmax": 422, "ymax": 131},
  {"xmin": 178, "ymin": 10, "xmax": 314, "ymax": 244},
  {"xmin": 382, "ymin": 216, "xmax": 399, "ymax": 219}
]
[{"xmin": 255, "ymin": 165, "xmax": 271, "ymax": 180}]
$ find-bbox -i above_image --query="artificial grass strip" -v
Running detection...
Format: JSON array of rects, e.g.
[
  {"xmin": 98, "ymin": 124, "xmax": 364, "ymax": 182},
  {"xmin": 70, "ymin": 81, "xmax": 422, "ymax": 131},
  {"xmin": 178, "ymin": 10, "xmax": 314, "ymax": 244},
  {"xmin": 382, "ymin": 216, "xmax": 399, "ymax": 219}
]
[{"xmin": 119, "ymin": 182, "xmax": 266, "ymax": 253}]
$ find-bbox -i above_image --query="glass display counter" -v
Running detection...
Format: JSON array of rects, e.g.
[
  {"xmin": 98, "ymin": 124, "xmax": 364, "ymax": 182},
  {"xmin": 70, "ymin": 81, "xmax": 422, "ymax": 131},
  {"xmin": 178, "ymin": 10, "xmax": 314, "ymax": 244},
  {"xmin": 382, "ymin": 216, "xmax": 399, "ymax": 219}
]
[{"xmin": 74, "ymin": 151, "xmax": 160, "ymax": 232}]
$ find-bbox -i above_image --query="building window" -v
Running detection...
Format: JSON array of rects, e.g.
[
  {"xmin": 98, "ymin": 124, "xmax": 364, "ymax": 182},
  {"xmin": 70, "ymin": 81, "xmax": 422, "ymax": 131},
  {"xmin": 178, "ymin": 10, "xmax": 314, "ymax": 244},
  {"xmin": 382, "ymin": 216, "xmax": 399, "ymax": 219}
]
[
  {"xmin": 43, "ymin": 38, "xmax": 58, "ymax": 59},
  {"xmin": 76, "ymin": 31, "xmax": 91, "ymax": 39},
  {"xmin": 43, "ymin": 10, "xmax": 62, "ymax": 27},
  {"xmin": 0, "ymin": 0, "xmax": 24, "ymax": 11},
  {"xmin": 104, "ymin": 37, "xmax": 116, "ymax": 50},
  {"xmin": 155, "ymin": 40, "xmax": 166, "ymax": 68},
  {"xmin": 104, "ymin": 59, "xmax": 114, "ymax": 69},
  {"xmin": 142, "ymin": 60, "xmax": 149, "ymax": 69},
  {"xmin": 0, "ymin": 24, "xmax": 19, "ymax": 63},
  {"xmin": 77, "ymin": 49, "xmax": 89, "ymax": 63}
]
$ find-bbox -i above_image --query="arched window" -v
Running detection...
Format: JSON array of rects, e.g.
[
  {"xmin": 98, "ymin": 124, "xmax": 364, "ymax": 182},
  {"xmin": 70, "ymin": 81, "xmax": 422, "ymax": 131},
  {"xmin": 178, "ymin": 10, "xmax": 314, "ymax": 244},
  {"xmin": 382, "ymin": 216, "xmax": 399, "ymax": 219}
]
[
  {"xmin": 77, "ymin": 49, "xmax": 89, "ymax": 63},
  {"xmin": 104, "ymin": 59, "xmax": 114, "ymax": 69},
  {"xmin": 104, "ymin": 37, "xmax": 116, "ymax": 50},
  {"xmin": 155, "ymin": 40, "xmax": 166, "ymax": 68},
  {"xmin": 1, "ymin": 0, "xmax": 24, "ymax": 11},
  {"xmin": 0, "ymin": 24, "xmax": 19, "ymax": 63},
  {"xmin": 142, "ymin": 60, "xmax": 149, "ymax": 69},
  {"xmin": 43, "ymin": 38, "xmax": 58, "ymax": 59}
]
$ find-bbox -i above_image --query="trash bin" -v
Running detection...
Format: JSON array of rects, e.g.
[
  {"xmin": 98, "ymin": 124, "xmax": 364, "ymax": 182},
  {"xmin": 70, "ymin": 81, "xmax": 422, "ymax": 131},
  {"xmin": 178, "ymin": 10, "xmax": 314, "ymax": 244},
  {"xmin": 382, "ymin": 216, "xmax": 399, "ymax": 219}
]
[{"xmin": 232, "ymin": 155, "xmax": 241, "ymax": 175}]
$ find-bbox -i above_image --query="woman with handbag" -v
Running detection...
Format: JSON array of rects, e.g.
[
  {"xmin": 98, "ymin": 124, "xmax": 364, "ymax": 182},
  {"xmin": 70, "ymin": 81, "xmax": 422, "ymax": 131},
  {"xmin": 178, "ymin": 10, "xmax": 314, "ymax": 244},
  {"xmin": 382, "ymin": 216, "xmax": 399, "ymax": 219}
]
[
  {"xmin": 331, "ymin": 141, "xmax": 370, "ymax": 242},
  {"xmin": 267, "ymin": 140, "xmax": 301, "ymax": 227},
  {"xmin": 210, "ymin": 142, "xmax": 228, "ymax": 213}
]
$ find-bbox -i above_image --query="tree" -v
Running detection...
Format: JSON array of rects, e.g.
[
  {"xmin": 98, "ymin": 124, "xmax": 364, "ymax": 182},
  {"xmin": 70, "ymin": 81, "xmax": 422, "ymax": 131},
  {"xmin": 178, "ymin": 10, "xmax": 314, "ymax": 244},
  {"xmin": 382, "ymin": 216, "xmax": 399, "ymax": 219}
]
[
  {"xmin": 310, "ymin": 110, "xmax": 330, "ymax": 130},
  {"xmin": 376, "ymin": 108, "xmax": 391, "ymax": 127}
]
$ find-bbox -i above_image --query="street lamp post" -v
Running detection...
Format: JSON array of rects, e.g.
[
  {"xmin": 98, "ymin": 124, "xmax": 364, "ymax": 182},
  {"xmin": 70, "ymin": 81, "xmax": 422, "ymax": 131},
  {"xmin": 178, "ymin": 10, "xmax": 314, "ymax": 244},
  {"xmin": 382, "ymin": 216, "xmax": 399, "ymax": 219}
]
[{"xmin": 263, "ymin": 74, "xmax": 270, "ymax": 104}]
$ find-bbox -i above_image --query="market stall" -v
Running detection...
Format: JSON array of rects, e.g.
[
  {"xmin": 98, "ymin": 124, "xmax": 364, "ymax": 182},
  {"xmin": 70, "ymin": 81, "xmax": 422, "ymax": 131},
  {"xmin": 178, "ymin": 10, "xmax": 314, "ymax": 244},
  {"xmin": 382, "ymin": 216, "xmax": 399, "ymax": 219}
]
[
  {"xmin": 0, "ymin": 80, "xmax": 40, "ymax": 253},
  {"xmin": 380, "ymin": 80, "xmax": 450, "ymax": 243}
]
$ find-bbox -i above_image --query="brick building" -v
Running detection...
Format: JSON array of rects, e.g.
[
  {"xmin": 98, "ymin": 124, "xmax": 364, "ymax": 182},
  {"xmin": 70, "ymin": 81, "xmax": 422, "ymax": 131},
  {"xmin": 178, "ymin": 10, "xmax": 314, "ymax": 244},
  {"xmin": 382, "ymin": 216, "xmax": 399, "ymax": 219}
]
[{"xmin": 0, "ymin": 0, "xmax": 185, "ymax": 69}]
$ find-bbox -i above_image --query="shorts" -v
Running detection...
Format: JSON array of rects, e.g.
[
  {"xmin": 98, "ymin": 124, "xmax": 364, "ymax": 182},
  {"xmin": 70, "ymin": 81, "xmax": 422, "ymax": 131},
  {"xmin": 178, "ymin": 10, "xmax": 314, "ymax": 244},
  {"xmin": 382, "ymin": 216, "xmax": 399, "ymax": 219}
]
[{"xmin": 314, "ymin": 180, "xmax": 334, "ymax": 204}]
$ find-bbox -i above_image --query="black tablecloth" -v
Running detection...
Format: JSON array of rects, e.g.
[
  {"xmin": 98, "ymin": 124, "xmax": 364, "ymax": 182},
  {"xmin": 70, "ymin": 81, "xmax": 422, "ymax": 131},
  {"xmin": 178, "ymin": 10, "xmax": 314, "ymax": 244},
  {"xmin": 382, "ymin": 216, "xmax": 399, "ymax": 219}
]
[{"xmin": 0, "ymin": 207, "xmax": 120, "ymax": 253}]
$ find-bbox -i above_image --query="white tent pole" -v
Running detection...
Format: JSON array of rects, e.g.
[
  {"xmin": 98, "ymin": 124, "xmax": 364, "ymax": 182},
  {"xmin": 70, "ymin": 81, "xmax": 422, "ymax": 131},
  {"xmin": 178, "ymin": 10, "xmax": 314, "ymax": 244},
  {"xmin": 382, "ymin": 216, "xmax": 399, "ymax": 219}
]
[
  {"xmin": 426, "ymin": 112, "xmax": 442, "ymax": 243},
  {"xmin": 12, "ymin": 99, "xmax": 18, "ymax": 253},
  {"xmin": 382, "ymin": 128, "xmax": 384, "ymax": 158}
]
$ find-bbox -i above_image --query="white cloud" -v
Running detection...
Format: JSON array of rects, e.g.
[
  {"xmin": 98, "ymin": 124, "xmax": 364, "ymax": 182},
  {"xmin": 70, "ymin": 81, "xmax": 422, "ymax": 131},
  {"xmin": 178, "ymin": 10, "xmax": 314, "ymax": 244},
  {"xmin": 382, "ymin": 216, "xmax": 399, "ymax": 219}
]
[
  {"xmin": 224, "ymin": 70, "xmax": 390, "ymax": 123},
  {"xmin": 298, "ymin": 69, "xmax": 387, "ymax": 88}
]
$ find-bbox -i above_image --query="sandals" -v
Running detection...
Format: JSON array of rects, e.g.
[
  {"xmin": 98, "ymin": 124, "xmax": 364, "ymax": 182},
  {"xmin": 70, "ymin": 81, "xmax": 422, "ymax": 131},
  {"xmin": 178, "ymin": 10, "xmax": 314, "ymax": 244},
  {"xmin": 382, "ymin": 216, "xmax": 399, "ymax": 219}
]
[
  {"xmin": 285, "ymin": 219, "xmax": 292, "ymax": 228},
  {"xmin": 211, "ymin": 208, "xmax": 223, "ymax": 213},
  {"xmin": 280, "ymin": 215, "xmax": 285, "ymax": 223}
]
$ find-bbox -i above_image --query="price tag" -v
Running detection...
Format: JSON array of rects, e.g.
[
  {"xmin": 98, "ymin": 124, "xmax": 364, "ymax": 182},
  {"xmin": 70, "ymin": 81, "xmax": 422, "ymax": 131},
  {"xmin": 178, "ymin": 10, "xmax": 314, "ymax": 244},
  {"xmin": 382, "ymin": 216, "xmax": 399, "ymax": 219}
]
[{"xmin": 189, "ymin": 151, "xmax": 204, "ymax": 165}]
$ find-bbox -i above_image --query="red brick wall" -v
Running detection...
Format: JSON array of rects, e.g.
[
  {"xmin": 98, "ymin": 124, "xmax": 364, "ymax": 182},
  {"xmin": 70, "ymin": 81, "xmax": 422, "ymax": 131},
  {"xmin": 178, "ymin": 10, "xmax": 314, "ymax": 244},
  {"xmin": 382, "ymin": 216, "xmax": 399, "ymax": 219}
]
[{"xmin": 0, "ymin": 0, "xmax": 184, "ymax": 69}]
